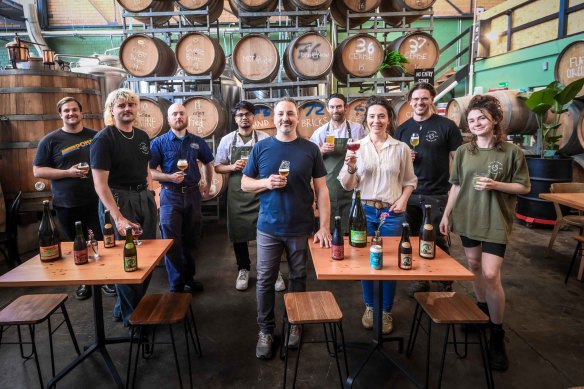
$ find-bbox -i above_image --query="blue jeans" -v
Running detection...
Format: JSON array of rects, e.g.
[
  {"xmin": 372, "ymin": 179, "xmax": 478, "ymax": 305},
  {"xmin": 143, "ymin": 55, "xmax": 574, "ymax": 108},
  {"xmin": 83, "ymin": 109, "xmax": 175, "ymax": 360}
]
[
  {"xmin": 159, "ymin": 189, "xmax": 202, "ymax": 292},
  {"xmin": 361, "ymin": 205, "xmax": 405, "ymax": 312},
  {"xmin": 256, "ymin": 230, "xmax": 308, "ymax": 334}
]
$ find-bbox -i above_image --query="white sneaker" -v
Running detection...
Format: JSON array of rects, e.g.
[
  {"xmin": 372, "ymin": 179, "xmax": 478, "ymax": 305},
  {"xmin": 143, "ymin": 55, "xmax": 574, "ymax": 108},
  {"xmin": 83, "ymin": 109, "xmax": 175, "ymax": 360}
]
[
  {"xmin": 275, "ymin": 272, "xmax": 286, "ymax": 292},
  {"xmin": 236, "ymin": 269, "xmax": 249, "ymax": 291}
]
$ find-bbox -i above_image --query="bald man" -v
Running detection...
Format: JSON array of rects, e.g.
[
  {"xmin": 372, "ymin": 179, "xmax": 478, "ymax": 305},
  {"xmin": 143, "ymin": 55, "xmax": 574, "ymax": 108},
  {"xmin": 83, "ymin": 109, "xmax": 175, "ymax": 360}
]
[{"xmin": 150, "ymin": 103, "xmax": 214, "ymax": 293}]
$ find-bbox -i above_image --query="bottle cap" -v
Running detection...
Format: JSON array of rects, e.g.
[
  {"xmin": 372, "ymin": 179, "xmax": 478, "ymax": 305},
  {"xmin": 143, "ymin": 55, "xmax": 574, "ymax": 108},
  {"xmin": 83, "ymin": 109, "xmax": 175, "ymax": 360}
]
[{"xmin": 335, "ymin": 216, "xmax": 341, "ymax": 221}]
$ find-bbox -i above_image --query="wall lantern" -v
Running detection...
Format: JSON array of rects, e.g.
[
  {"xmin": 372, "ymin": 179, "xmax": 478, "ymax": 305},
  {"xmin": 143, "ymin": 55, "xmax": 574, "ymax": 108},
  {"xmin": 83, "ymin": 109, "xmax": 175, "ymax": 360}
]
[{"xmin": 5, "ymin": 34, "xmax": 29, "ymax": 69}]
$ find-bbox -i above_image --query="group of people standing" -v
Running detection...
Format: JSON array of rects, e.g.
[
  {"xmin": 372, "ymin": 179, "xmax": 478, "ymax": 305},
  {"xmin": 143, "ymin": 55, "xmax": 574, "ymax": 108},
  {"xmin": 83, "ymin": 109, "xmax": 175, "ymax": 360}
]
[{"xmin": 33, "ymin": 82, "xmax": 529, "ymax": 371}]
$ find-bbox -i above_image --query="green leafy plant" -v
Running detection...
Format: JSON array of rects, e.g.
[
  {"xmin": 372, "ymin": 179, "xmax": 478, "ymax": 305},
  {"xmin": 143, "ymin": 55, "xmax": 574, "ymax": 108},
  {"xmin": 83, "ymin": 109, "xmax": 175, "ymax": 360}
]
[
  {"xmin": 379, "ymin": 50, "xmax": 409, "ymax": 72},
  {"xmin": 519, "ymin": 78, "xmax": 584, "ymax": 158}
]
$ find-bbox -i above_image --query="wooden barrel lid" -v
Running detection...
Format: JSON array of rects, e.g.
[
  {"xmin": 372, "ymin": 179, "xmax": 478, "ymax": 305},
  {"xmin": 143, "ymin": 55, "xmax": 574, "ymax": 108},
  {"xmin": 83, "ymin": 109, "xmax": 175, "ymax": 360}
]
[
  {"xmin": 116, "ymin": 0, "xmax": 173, "ymax": 26},
  {"xmin": 117, "ymin": 0, "xmax": 155, "ymax": 12},
  {"xmin": 175, "ymin": 33, "xmax": 225, "ymax": 79},
  {"xmin": 333, "ymin": 34, "xmax": 384, "ymax": 81},
  {"xmin": 284, "ymin": 33, "xmax": 333, "ymax": 80},
  {"xmin": 253, "ymin": 104, "xmax": 276, "ymax": 136},
  {"xmin": 487, "ymin": 91, "xmax": 538, "ymax": 135},
  {"xmin": 337, "ymin": 0, "xmax": 380, "ymax": 12},
  {"xmin": 297, "ymin": 100, "xmax": 330, "ymax": 139},
  {"xmin": 180, "ymin": 0, "xmax": 223, "ymax": 24},
  {"xmin": 445, "ymin": 95, "xmax": 473, "ymax": 130},
  {"xmin": 288, "ymin": 0, "xmax": 332, "ymax": 9},
  {"xmin": 392, "ymin": 99, "xmax": 414, "ymax": 127},
  {"xmin": 232, "ymin": 34, "xmax": 280, "ymax": 83},
  {"xmin": 388, "ymin": 32, "xmax": 440, "ymax": 76},
  {"xmin": 228, "ymin": 0, "xmax": 277, "ymax": 26},
  {"xmin": 555, "ymin": 40, "xmax": 584, "ymax": 98},
  {"xmin": 330, "ymin": 1, "xmax": 371, "ymax": 28},
  {"xmin": 347, "ymin": 98, "xmax": 368, "ymax": 125},
  {"xmin": 183, "ymin": 96, "xmax": 227, "ymax": 138},
  {"xmin": 120, "ymin": 34, "xmax": 177, "ymax": 77},
  {"xmin": 137, "ymin": 98, "xmax": 171, "ymax": 139}
]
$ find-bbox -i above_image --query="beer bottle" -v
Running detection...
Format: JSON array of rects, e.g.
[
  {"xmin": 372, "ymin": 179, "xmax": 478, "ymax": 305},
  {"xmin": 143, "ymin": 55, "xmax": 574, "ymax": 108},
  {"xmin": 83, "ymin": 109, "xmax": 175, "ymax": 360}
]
[
  {"xmin": 103, "ymin": 209, "xmax": 115, "ymax": 248},
  {"xmin": 398, "ymin": 222, "xmax": 412, "ymax": 270},
  {"xmin": 419, "ymin": 204, "xmax": 436, "ymax": 259},
  {"xmin": 349, "ymin": 190, "xmax": 367, "ymax": 248},
  {"xmin": 331, "ymin": 216, "xmax": 344, "ymax": 260},
  {"xmin": 73, "ymin": 221, "xmax": 88, "ymax": 265},
  {"xmin": 39, "ymin": 200, "xmax": 61, "ymax": 262},
  {"xmin": 123, "ymin": 226, "xmax": 138, "ymax": 272}
]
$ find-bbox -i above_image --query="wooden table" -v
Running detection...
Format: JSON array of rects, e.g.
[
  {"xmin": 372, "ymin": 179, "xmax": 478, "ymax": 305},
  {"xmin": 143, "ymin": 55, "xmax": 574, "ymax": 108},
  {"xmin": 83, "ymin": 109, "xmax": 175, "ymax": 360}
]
[
  {"xmin": 539, "ymin": 192, "xmax": 584, "ymax": 210},
  {"xmin": 0, "ymin": 239, "xmax": 172, "ymax": 389},
  {"xmin": 309, "ymin": 237, "xmax": 474, "ymax": 389}
]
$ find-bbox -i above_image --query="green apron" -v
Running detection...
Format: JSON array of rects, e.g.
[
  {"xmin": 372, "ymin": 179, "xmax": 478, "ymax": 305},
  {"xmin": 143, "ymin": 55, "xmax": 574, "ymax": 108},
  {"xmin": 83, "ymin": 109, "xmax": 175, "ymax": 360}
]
[
  {"xmin": 324, "ymin": 121, "xmax": 353, "ymax": 233},
  {"xmin": 227, "ymin": 131, "xmax": 260, "ymax": 243}
]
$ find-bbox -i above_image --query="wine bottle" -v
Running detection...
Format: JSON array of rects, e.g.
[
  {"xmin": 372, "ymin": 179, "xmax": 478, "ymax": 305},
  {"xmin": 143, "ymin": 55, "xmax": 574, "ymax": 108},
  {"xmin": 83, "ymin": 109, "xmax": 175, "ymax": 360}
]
[
  {"xmin": 398, "ymin": 222, "xmax": 412, "ymax": 270},
  {"xmin": 419, "ymin": 204, "xmax": 436, "ymax": 259},
  {"xmin": 73, "ymin": 221, "xmax": 88, "ymax": 265},
  {"xmin": 39, "ymin": 200, "xmax": 61, "ymax": 262},
  {"xmin": 123, "ymin": 226, "xmax": 138, "ymax": 272},
  {"xmin": 331, "ymin": 216, "xmax": 344, "ymax": 260},
  {"xmin": 348, "ymin": 190, "xmax": 357, "ymax": 245},
  {"xmin": 349, "ymin": 190, "xmax": 367, "ymax": 248},
  {"xmin": 103, "ymin": 209, "xmax": 115, "ymax": 248}
]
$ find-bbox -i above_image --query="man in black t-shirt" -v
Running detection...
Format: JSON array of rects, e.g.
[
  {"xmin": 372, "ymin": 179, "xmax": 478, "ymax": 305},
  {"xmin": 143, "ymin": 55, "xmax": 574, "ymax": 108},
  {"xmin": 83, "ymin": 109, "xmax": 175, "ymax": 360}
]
[
  {"xmin": 33, "ymin": 97, "xmax": 112, "ymax": 301},
  {"xmin": 395, "ymin": 83, "xmax": 463, "ymax": 297}
]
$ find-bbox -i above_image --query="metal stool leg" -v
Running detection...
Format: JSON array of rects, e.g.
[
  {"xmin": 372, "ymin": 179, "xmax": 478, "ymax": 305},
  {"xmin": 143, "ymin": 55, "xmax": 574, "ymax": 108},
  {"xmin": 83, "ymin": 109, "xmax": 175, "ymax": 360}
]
[
  {"xmin": 61, "ymin": 304, "xmax": 80, "ymax": 355},
  {"xmin": 291, "ymin": 324, "xmax": 304, "ymax": 389},
  {"xmin": 183, "ymin": 319, "xmax": 193, "ymax": 389},
  {"xmin": 169, "ymin": 325, "xmax": 184, "ymax": 389},
  {"xmin": 28, "ymin": 324, "xmax": 44, "ymax": 389},
  {"xmin": 437, "ymin": 324, "xmax": 452, "ymax": 389},
  {"xmin": 565, "ymin": 241, "xmax": 582, "ymax": 283},
  {"xmin": 126, "ymin": 326, "xmax": 137, "ymax": 389},
  {"xmin": 424, "ymin": 316, "xmax": 432, "ymax": 389},
  {"xmin": 337, "ymin": 322, "xmax": 349, "ymax": 378},
  {"xmin": 328, "ymin": 323, "xmax": 344, "ymax": 389},
  {"xmin": 131, "ymin": 326, "xmax": 144, "ymax": 389},
  {"xmin": 282, "ymin": 319, "xmax": 291, "ymax": 389},
  {"xmin": 406, "ymin": 304, "xmax": 424, "ymax": 357},
  {"xmin": 478, "ymin": 328, "xmax": 495, "ymax": 389},
  {"xmin": 47, "ymin": 316, "xmax": 55, "ymax": 377},
  {"xmin": 188, "ymin": 306, "xmax": 202, "ymax": 357}
]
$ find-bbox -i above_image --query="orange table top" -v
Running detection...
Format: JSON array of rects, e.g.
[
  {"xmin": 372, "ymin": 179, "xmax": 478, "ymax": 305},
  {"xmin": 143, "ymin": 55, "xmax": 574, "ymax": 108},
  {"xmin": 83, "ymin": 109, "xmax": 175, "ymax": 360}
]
[
  {"xmin": 0, "ymin": 239, "xmax": 173, "ymax": 287},
  {"xmin": 309, "ymin": 236, "xmax": 474, "ymax": 282},
  {"xmin": 539, "ymin": 192, "xmax": 584, "ymax": 211}
]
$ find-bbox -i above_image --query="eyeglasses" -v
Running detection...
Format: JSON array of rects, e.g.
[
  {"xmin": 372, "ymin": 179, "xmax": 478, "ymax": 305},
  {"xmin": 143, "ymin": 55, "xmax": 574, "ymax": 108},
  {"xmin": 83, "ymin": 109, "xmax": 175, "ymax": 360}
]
[
  {"xmin": 235, "ymin": 112, "xmax": 254, "ymax": 118},
  {"xmin": 411, "ymin": 97, "xmax": 431, "ymax": 102}
]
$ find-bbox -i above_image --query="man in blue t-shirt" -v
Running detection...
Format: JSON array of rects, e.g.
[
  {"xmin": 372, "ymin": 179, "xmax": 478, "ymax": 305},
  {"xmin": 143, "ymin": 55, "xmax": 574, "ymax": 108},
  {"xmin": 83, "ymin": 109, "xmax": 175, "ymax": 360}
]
[
  {"xmin": 150, "ymin": 103, "xmax": 214, "ymax": 293},
  {"xmin": 242, "ymin": 97, "xmax": 331, "ymax": 360}
]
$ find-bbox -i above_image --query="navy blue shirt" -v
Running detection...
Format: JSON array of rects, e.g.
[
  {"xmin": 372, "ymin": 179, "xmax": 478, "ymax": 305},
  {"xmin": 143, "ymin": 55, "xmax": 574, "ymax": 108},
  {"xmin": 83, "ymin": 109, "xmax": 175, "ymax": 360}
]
[
  {"xmin": 149, "ymin": 130, "xmax": 214, "ymax": 187},
  {"xmin": 243, "ymin": 137, "xmax": 327, "ymax": 237}
]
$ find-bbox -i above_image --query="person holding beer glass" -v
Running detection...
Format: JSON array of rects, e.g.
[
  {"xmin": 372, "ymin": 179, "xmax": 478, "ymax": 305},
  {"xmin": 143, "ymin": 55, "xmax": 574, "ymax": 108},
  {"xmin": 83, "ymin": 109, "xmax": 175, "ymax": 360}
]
[
  {"xmin": 215, "ymin": 101, "xmax": 270, "ymax": 291},
  {"xmin": 310, "ymin": 93, "xmax": 367, "ymax": 234},
  {"xmin": 339, "ymin": 96, "xmax": 417, "ymax": 335},
  {"xmin": 33, "ymin": 96, "xmax": 105, "ymax": 301},
  {"xmin": 439, "ymin": 95, "xmax": 530, "ymax": 371},
  {"xmin": 150, "ymin": 103, "xmax": 214, "ymax": 293}
]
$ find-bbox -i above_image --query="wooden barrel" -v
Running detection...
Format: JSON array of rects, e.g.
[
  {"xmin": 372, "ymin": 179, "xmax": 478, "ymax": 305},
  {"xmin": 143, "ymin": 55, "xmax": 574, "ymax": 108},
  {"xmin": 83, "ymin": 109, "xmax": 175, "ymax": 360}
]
[
  {"xmin": 347, "ymin": 98, "xmax": 368, "ymax": 126},
  {"xmin": 116, "ymin": 0, "xmax": 173, "ymax": 26},
  {"xmin": 120, "ymin": 34, "xmax": 177, "ymax": 77},
  {"xmin": 332, "ymin": 34, "xmax": 384, "ymax": 83},
  {"xmin": 183, "ymin": 96, "xmax": 228, "ymax": 138},
  {"xmin": 137, "ymin": 97, "xmax": 172, "ymax": 139},
  {"xmin": 393, "ymin": 98, "xmax": 414, "ymax": 127},
  {"xmin": 253, "ymin": 103, "xmax": 276, "ymax": 136},
  {"xmin": 0, "ymin": 70, "xmax": 103, "ymax": 212},
  {"xmin": 557, "ymin": 100, "xmax": 584, "ymax": 155},
  {"xmin": 198, "ymin": 161, "xmax": 228, "ymax": 201},
  {"xmin": 177, "ymin": 0, "xmax": 223, "ymax": 25},
  {"xmin": 445, "ymin": 95, "xmax": 473, "ymax": 130},
  {"xmin": 555, "ymin": 40, "xmax": 584, "ymax": 98},
  {"xmin": 297, "ymin": 100, "xmax": 330, "ymax": 139},
  {"xmin": 330, "ymin": 0, "xmax": 381, "ymax": 28},
  {"xmin": 382, "ymin": 32, "xmax": 440, "ymax": 77},
  {"xmin": 228, "ymin": 0, "xmax": 278, "ymax": 26},
  {"xmin": 282, "ymin": 0, "xmax": 332, "ymax": 25},
  {"xmin": 283, "ymin": 33, "xmax": 334, "ymax": 81},
  {"xmin": 232, "ymin": 34, "xmax": 280, "ymax": 83},
  {"xmin": 0, "ymin": 181, "xmax": 5, "ymax": 233},
  {"xmin": 175, "ymin": 32, "xmax": 225, "ymax": 79},
  {"xmin": 380, "ymin": 0, "xmax": 436, "ymax": 27}
]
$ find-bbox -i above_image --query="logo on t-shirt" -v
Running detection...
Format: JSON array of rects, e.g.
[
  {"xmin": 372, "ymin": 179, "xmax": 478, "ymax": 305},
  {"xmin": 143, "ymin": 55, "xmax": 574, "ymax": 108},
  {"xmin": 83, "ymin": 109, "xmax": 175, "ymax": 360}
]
[
  {"xmin": 425, "ymin": 130, "xmax": 439, "ymax": 143},
  {"xmin": 139, "ymin": 142, "xmax": 149, "ymax": 155},
  {"xmin": 190, "ymin": 143, "xmax": 200, "ymax": 150},
  {"xmin": 487, "ymin": 161, "xmax": 503, "ymax": 179}
]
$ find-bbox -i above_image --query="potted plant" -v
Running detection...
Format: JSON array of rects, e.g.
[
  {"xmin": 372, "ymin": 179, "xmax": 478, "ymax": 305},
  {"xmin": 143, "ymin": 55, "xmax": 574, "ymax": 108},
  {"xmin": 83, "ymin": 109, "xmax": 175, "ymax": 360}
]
[{"xmin": 516, "ymin": 78, "xmax": 584, "ymax": 225}]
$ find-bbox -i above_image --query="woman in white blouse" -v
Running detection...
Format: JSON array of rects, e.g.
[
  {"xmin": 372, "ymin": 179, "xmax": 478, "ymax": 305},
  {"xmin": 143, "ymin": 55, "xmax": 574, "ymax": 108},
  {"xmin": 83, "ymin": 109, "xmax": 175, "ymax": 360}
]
[{"xmin": 338, "ymin": 96, "xmax": 417, "ymax": 334}]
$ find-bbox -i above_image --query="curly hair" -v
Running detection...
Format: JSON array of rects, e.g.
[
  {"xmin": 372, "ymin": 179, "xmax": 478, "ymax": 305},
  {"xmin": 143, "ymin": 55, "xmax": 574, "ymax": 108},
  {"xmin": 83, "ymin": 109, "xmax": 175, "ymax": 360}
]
[
  {"xmin": 231, "ymin": 100, "xmax": 255, "ymax": 115},
  {"xmin": 363, "ymin": 96, "xmax": 396, "ymax": 135},
  {"xmin": 103, "ymin": 88, "xmax": 140, "ymax": 126},
  {"xmin": 465, "ymin": 94, "xmax": 505, "ymax": 154}
]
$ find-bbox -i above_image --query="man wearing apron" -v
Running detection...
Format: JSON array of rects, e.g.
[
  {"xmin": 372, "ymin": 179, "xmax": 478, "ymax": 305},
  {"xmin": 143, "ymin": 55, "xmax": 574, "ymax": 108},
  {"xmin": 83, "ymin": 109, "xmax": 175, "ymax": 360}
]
[
  {"xmin": 215, "ymin": 101, "xmax": 276, "ymax": 291},
  {"xmin": 310, "ymin": 93, "xmax": 367, "ymax": 233}
]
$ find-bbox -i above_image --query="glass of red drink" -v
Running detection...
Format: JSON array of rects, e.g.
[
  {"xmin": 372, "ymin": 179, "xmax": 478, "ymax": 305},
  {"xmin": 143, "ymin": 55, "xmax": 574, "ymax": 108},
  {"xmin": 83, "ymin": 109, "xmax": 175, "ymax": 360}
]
[
  {"xmin": 131, "ymin": 225, "xmax": 143, "ymax": 246},
  {"xmin": 346, "ymin": 138, "xmax": 360, "ymax": 152}
]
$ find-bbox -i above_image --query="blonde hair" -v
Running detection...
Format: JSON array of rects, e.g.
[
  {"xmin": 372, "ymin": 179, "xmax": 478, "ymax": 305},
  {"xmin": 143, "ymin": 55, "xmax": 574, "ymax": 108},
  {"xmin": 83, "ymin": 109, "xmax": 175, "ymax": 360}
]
[{"xmin": 103, "ymin": 88, "xmax": 140, "ymax": 126}]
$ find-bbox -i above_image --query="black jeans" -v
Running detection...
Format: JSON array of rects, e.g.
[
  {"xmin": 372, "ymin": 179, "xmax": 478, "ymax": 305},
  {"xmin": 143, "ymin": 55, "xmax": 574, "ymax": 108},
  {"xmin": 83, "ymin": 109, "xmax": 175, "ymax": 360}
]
[
  {"xmin": 234, "ymin": 242, "xmax": 251, "ymax": 271},
  {"xmin": 406, "ymin": 193, "xmax": 450, "ymax": 254},
  {"xmin": 54, "ymin": 203, "xmax": 102, "ymax": 241}
]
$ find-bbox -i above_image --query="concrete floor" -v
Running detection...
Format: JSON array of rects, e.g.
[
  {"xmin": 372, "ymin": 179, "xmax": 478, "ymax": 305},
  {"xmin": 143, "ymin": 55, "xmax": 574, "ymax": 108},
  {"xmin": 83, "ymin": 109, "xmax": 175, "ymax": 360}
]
[{"xmin": 0, "ymin": 219, "xmax": 583, "ymax": 389}]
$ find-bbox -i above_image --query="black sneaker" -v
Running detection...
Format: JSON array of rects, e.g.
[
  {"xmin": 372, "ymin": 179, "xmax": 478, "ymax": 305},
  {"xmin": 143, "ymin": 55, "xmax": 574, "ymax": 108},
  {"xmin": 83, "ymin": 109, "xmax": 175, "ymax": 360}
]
[
  {"xmin": 75, "ymin": 285, "xmax": 91, "ymax": 300},
  {"xmin": 435, "ymin": 281, "xmax": 453, "ymax": 292},
  {"xmin": 184, "ymin": 279, "xmax": 204, "ymax": 292},
  {"xmin": 101, "ymin": 284, "xmax": 117, "ymax": 297},
  {"xmin": 489, "ymin": 327, "xmax": 509, "ymax": 371}
]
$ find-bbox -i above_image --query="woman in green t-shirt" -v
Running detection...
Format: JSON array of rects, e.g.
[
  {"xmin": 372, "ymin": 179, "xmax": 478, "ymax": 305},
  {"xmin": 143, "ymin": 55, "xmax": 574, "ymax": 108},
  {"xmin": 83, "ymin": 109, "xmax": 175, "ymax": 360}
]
[{"xmin": 439, "ymin": 95, "xmax": 530, "ymax": 372}]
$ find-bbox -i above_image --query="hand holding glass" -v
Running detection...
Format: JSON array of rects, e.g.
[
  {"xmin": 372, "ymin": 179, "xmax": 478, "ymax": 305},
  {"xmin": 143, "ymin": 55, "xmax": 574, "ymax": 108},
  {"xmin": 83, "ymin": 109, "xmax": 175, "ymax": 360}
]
[
  {"xmin": 473, "ymin": 172, "xmax": 489, "ymax": 190},
  {"xmin": 131, "ymin": 225, "xmax": 143, "ymax": 246},
  {"xmin": 177, "ymin": 159, "xmax": 188, "ymax": 176},
  {"xmin": 279, "ymin": 160, "xmax": 290, "ymax": 177},
  {"xmin": 325, "ymin": 133, "xmax": 335, "ymax": 145},
  {"xmin": 77, "ymin": 162, "xmax": 90, "ymax": 178},
  {"xmin": 346, "ymin": 138, "xmax": 360, "ymax": 152},
  {"xmin": 240, "ymin": 150, "xmax": 250, "ymax": 166}
]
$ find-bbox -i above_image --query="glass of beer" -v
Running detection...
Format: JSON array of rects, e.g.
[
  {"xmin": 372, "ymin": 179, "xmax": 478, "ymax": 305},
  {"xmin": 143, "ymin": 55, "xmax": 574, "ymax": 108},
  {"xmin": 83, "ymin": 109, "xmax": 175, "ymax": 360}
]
[
  {"xmin": 240, "ymin": 150, "xmax": 250, "ymax": 166},
  {"xmin": 177, "ymin": 159, "xmax": 188, "ymax": 176},
  {"xmin": 410, "ymin": 133, "xmax": 420, "ymax": 151},
  {"xmin": 325, "ymin": 133, "xmax": 335, "ymax": 145},
  {"xmin": 473, "ymin": 171, "xmax": 488, "ymax": 190},
  {"xmin": 77, "ymin": 162, "xmax": 90, "ymax": 179},
  {"xmin": 279, "ymin": 160, "xmax": 290, "ymax": 177},
  {"xmin": 346, "ymin": 138, "xmax": 360, "ymax": 152}
]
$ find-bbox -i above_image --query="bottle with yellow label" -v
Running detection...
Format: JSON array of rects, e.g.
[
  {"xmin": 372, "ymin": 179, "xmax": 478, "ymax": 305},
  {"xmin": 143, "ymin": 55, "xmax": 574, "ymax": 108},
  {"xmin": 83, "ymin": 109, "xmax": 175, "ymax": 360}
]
[
  {"xmin": 103, "ymin": 209, "xmax": 116, "ymax": 248},
  {"xmin": 419, "ymin": 204, "xmax": 436, "ymax": 259},
  {"xmin": 123, "ymin": 226, "xmax": 138, "ymax": 272}
]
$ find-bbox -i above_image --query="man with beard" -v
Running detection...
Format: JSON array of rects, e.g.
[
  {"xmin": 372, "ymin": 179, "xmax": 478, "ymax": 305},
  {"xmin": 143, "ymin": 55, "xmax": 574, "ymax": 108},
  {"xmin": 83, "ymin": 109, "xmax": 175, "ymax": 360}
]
[
  {"xmin": 394, "ymin": 82, "xmax": 462, "ymax": 296},
  {"xmin": 242, "ymin": 97, "xmax": 331, "ymax": 359},
  {"xmin": 91, "ymin": 88, "xmax": 157, "ymax": 327},
  {"xmin": 33, "ymin": 97, "xmax": 111, "ymax": 301},
  {"xmin": 150, "ymin": 103, "xmax": 214, "ymax": 293},
  {"xmin": 310, "ymin": 93, "xmax": 367, "ymax": 233},
  {"xmin": 214, "ymin": 101, "xmax": 273, "ymax": 291}
]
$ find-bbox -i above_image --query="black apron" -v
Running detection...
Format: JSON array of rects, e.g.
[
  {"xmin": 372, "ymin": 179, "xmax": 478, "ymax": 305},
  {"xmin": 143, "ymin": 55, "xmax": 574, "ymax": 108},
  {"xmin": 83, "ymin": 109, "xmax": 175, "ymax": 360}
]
[
  {"xmin": 324, "ymin": 121, "xmax": 353, "ymax": 233},
  {"xmin": 227, "ymin": 131, "xmax": 260, "ymax": 243}
]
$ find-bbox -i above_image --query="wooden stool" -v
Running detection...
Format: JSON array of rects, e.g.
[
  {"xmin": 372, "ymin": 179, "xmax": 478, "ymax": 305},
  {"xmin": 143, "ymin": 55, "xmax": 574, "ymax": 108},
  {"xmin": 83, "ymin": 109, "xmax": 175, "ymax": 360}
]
[
  {"xmin": 0, "ymin": 294, "xmax": 80, "ymax": 389},
  {"xmin": 126, "ymin": 293, "xmax": 202, "ymax": 389},
  {"xmin": 280, "ymin": 291, "xmax": 348, "ymax": 389},
  {"xmin": 565, "ymin": 235, "xmax": 584, "ymax": 283},
  {"xmin": 406, "ymin": 292, "xmax": 493, "ymax": 389}
]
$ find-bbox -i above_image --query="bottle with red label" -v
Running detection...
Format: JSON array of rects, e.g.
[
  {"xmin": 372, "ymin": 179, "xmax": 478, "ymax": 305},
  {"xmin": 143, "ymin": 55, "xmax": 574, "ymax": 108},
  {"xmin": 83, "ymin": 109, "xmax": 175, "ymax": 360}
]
[
  {"xmin": 73, "ymin": 221, "xmax": 88, "ymax": 265},
  {"xmin": 331, "ymin": 216, "xmax": 344, "ymax": 260}
]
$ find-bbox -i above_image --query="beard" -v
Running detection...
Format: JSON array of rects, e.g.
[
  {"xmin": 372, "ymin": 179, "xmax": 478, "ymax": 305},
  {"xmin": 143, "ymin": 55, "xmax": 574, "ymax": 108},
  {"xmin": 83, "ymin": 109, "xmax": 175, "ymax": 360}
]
[{"xmin": 170, "ymin": 121, "xmax": 188, "ymax": 131}]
